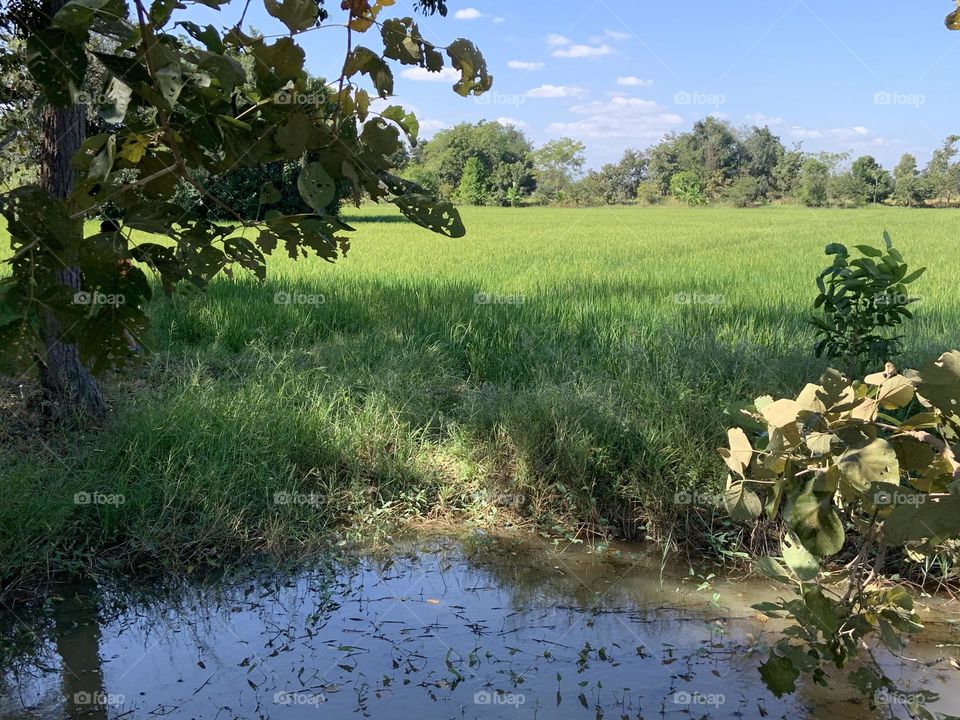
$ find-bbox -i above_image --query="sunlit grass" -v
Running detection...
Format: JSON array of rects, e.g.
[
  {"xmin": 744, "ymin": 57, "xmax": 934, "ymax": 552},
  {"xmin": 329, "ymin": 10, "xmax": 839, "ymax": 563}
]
[{"xmin": 3, "ymin": 204, "xmax": 959, "ymax": 590}]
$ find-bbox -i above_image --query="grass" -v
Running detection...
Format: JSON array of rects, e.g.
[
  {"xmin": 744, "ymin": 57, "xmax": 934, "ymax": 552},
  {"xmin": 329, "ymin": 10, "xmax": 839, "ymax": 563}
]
[{"xmin": 2, "ymin": 204, "xmax": 960, "ymax": 595}]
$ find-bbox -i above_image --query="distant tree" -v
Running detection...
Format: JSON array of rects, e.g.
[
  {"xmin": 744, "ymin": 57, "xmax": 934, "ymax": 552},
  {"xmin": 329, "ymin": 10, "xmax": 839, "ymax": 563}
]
[
  {"xmin": 532, "ymin": 137, "xmax": 586, "ymax": 203},
  {"xmin": 455, "ymin": 157, "xmax": 487, "ymax": 205},
  {"xmin": 646, "ymin": 135, "xmax": 681, "ymax": 195},
  {"xmin": 773, "ymin": 144, "xmax": 805, "ymax": 198},
  {"xmin": 571, "ymin": 148, "xmax": 647, "ymax": 205},
  {"xmin": 892, "ymin": 153, "xmax": 928, "ymax": 207},
  {"xmin": 850, "ymin": 155, "xmax": 893, "ymax": 204},
  {"xmin": 724, "ymin": 175, "xmax": 761, "ymax": 207},
  {"xmin": 797, "ymin": 158, "xmax": 831, "ymax": 207},
  {"xmin": 741, "ymin": 126, "xmax": 785, "ymax": 198},
  {"xmin": 410, "ymin": 121, "xmax": 533, "ymax": 201},
  {"xmin": 925, "ymin": 135, "xmax": 960, "ymax": 204}
]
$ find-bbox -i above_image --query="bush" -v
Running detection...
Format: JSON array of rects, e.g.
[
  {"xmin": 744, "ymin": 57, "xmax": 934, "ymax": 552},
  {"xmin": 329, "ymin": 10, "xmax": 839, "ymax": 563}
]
[
  {"xmin": 724, "ymin": 176, "xmax": 761, "ymax": 207},
  {"xmin": 670, "ymin": 170, "xmax": 707, "ymax": 206}
]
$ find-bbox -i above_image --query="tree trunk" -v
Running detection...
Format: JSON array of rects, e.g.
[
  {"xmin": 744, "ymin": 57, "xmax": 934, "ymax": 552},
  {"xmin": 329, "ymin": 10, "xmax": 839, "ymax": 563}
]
[{"xmin": 38, "ymin": 0, "xmax": 106, "ymax": 419}]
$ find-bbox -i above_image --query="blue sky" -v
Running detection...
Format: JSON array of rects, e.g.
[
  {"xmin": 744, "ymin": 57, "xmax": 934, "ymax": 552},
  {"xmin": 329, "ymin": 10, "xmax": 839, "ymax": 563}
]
[{"xmin": 183, "ymin": 1, "xmax": 960, "ymax": 170}]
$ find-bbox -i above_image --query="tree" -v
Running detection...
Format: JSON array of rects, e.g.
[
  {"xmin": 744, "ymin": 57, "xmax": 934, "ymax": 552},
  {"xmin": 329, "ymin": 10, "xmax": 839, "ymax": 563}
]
[
  {"xmin": 569, "ymin": 148, "xmax": 647, "ymax": 206},
  {"xmin": 741, "ymin": 126, "xmax": 784, "ymax": 199},
  {"xmin": 409, "ymin": 121, "xmax": 533, "ymax": 201},
  {"xmin": 1, "ymin": 0, "xmax": 491, "ymax": 416},
  {"xmin": 532, "ymin": 137, "xmax": 585, "ymax": 203},
  {"xmin": 924, "ymin": 135, "xmax": 960, "ymax": 205},
  {"xmin": 455, "ymin": 156, "xmax": 486, "ymax": 205},
  {"xmin": 773, "ymin": 144, "xmax": 804, "ymax": 199},
  {"xmin": 892, "ymin": 153, "xmax": 927, "ymax": 207},
  {"xmin": 850, "ymin": 155, "xmax": 893, "ymax": 204},
  {"xmin": 796, "ymin": 158, "xmax": 830, "ymax": 207}
]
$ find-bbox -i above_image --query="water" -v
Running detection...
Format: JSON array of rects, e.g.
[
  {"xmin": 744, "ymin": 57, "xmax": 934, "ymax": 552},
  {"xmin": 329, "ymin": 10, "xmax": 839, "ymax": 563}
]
[{"xmin": 1, "ymin": 532, "xmax": 958, "ymax": 719}]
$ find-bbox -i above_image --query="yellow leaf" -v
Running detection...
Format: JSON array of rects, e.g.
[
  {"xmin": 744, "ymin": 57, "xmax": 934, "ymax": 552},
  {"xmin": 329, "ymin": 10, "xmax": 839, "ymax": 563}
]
[{"xmin": 119, "ymin": 133, "xmax": 150, "ymax": 163}]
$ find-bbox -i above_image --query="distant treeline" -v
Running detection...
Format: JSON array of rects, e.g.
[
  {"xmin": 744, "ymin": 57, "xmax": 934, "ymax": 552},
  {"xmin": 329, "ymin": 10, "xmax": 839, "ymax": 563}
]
[{"xmin": 396, "ymin": 118, "xmax": 960, "ymax": 209}]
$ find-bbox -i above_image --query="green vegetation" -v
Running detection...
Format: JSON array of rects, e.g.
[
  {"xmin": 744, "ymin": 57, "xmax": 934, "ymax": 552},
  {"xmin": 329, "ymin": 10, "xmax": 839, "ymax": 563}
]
[
  {"xmin": 399, "ymin": 116, "xmax": 960, "ymax": 209},
  {"xmin": 3, "ymin": 204, "xmax": 960, "ymax": 595},
  {"xmin": 722, "ymin": 352, "xmax": 960, "ymax": 715}
]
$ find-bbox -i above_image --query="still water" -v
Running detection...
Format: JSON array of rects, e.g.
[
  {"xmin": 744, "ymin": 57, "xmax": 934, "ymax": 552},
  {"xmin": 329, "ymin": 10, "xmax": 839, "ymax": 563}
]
[{"xmin": 1, "ymin": 532, "xmax": 958, "ymax": 719}]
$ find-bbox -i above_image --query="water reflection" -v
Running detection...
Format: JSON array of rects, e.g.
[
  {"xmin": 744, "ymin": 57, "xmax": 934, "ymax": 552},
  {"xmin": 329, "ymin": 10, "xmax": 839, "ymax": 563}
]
[{"xmin": 1, "ymin": 533, "xmax": 957, "ymax": 719}]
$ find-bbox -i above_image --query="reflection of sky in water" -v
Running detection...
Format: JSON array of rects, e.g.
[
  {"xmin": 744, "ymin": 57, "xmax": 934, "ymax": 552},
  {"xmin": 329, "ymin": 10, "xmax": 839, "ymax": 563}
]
[{"xmin": 1, "ymin": 535, "xmax": 958, "ymax": 719}]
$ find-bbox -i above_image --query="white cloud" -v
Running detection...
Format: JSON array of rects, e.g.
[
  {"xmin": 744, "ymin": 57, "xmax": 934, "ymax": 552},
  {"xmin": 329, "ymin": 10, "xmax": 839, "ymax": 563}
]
[
  {"xmin": 553, "ymin": 43, "xmax": 612, "ymax": 58},
  {"xmin": 508, "ymin": 60, "xmax": 545, "ymax": 71},
  {"xmin": 617, "ymin": 76, "xmax": 653, "ymax": 87},
  {"xmin": 745, "ymin": 113, "xmax": 784, "ymax": 126},
  {"xmin": 604, "ymin": 29, "xmax": 631, "ymax": 40},
  {"xmin": 400, "ymin": 67, "xmax": 461, "ymax": 82},
  {"xmin": 493, "ymin": 16, "xmax": 505, "ymax": 23},
  {"xmin": 454, "ymin": 7, "xmax": 483, "ymax": 19},
  {"xmin": 549, "ymin": 96, "xmax": 683, "ymax": 140},
  {"xmin": 789, "ymin": 125, "xmax": 870, "ymax": 141},
  {"xmin": 495, "ymin": 116, "xmax": 530, "ymax": 129},
  {"xmin": 546, "ymin": 34, "xmax": 571, "ymax": 46},
  {"xmin": 526, "ymin": 84, "xmax": 587, "ymax": 98}
]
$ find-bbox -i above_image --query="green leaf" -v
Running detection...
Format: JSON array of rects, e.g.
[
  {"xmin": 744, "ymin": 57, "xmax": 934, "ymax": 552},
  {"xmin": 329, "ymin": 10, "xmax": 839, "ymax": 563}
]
[
  {"xmin": 788, "ymin": 490, "xmax": 845, "ymax": 557},
  {"xmin": 909, "ymin": 350, "xmax": 960, "ymax": 415},
  {"xmin": 883, "ymin": 496, "xmax": 960, "ymax": 545},
  {"xmin": 264, "ymin": 0, "xmax": 319, "ymax": 34},
  {"xmin": 855, "ymin": 244, "xmax": 883, "ymax": 258},
  {"xmin": 759, "ymin": 652, "xmax": 799, "ymax": 698},
  {"xmin": 392, "ymin": 194, "xmax": 466, "ymax": 238},
  {"xmin": 297, "ymin": 163, "xmax": 336, "ymax": 212},
  {"xmin": 724, "ymin": 481, "xmax": 762, "ymax": 522},
  {"xmin": 837, "ymin": 438, "xmax": 899, "ymax": 497},
  {"xmin": 445, "ymin": 38, "xmax": 493, "ymax": 97},
  {"xmin": 782, "ymin": 532, "xmax": 819, "ymax": 581},
  {"xmin": 27, "ymin": 28, "xmax": 88, "ymax": 107}
]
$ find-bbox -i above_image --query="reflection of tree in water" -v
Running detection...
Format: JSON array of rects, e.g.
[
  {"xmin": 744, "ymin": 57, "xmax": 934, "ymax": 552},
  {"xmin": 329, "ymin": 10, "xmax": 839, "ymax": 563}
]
[{"xmin": 53, "ymin": 589, "xmax": 106, "ymax": 720}]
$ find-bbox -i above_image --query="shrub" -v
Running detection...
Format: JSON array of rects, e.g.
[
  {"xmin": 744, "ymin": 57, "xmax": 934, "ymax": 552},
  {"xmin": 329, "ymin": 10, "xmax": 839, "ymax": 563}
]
[
  {"xmin": 669, "ymin": 170, "xmax": 707, "ymax": 206},
  {"xmin": 811, "ymin": 234, "xmax": 925, "ymax": 376}
]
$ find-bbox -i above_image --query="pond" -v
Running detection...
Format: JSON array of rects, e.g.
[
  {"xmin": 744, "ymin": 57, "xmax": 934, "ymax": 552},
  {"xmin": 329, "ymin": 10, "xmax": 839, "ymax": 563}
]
[{"xmin": 1, "ymin": 531, "xmax": 958, "ymax": 719}]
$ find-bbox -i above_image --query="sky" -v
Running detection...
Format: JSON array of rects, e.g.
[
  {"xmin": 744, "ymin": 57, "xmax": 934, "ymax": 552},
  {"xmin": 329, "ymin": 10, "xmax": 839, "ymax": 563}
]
[{"xmin": 181, "ymin": 0, "xmax": 960, "ymax": 170}]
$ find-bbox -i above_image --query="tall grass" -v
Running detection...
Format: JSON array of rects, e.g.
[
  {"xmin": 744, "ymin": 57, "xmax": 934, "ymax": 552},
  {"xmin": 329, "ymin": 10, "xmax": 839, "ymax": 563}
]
[{"xmin": 2, "ymin": 205, "xmax": 959, "ymax": 592}]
